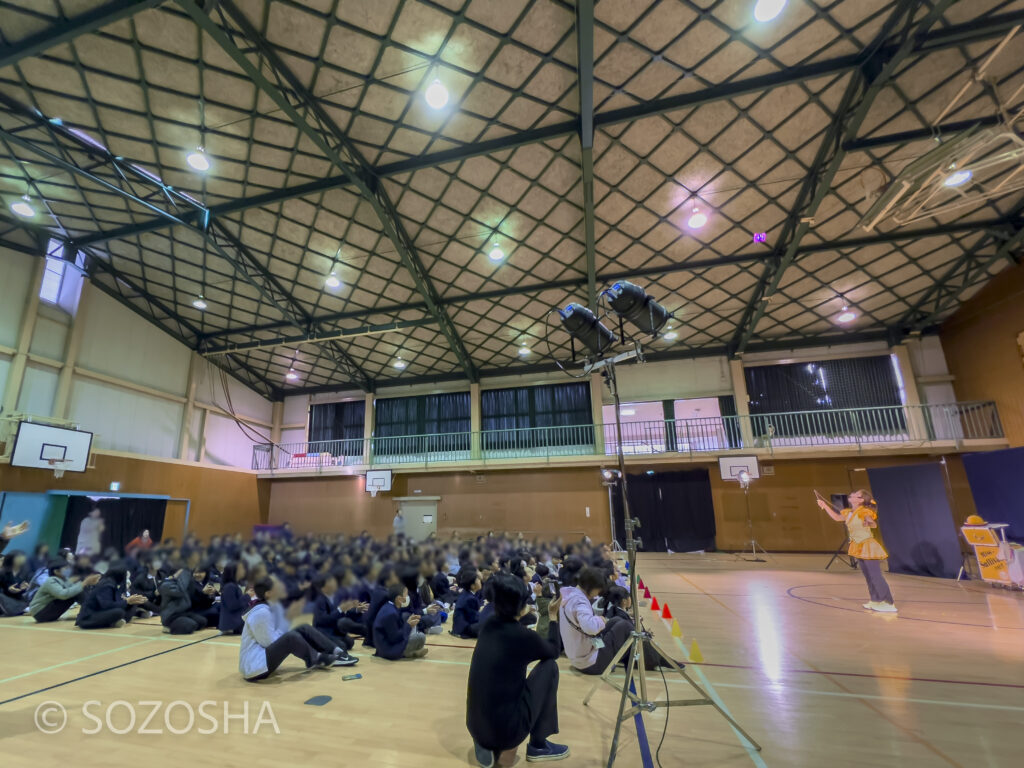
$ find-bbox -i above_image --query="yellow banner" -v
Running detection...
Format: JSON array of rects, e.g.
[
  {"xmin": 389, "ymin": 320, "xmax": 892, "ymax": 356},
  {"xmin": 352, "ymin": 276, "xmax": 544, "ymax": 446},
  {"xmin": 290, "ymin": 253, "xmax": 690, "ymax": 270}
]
[{"xmin": 974, "ymin": 545, "xmax": 1011, "ymax": 584}]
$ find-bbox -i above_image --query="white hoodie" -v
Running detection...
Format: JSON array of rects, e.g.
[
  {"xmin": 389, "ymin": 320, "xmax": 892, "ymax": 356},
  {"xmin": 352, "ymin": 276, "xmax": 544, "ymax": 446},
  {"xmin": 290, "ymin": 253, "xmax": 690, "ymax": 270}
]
[
  {"xmin": 558, "ymin": 585, "xmax": 607, "ymax": 669},
  {"xmin": 238, "ymin": 602, "xmax": 290, "ymax": 679}
]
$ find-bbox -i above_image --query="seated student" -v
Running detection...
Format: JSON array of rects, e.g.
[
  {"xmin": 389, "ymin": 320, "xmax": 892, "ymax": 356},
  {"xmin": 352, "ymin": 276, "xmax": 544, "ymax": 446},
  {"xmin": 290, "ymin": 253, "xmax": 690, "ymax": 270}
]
[
  {"xmin": 309, "ymin": 574, "xmax": 357, "ymax": 651},
  {"xmin": 159, "ymin": 568, "xmax": 210, "ymax": 635},
  {"xmin": 239, "ymin": 576, "xmax": 356, "ymax": 682},
  {"xmin": 430, "ymin": 556, "xmax": 454, "ymax": 605},
  {"xmin": 362, "ymin": 565, "xmax": 400, "ymax": 648},
  {"xmin": 0, "ymin": 549, "xmax": 31, "ymax": 616},
  {"xmin": 401, "ymin": 565, "xmax": 443, "ymax": 634},
  {"xmin": 188, "ymin": 563, "xmax": 221, "ymax": 628},
  {"xmin": 30, "ymin": 558, "xmax": 101, "ymax": 622},
  {"xmin": 559, "ymin": 565, "xmax": 633, "ymax": 675},
  {"xmin": 332, "ymin": 568, "xmax": 369, "ymax": 637},
  {"xmin": 219, "ymin": 560, "xmax": 249, "ymax": 635},
  {"xmin": 372, "ymin": 583, "xmax": 428, "ymax": 660},
  {"xmin": 28, "ymin": 543, "xmax": 50, "ymax": 574},
  {"xmin": 467, "ymin": 573, "xmax": 569, "ymax": 767},
  {"xmin": 77, "ymin": 562, "xmax": 147, "ymax": 629},
  {"xmin": 453, "ymin": 568, "xmax": 483, "ymax": 639}
]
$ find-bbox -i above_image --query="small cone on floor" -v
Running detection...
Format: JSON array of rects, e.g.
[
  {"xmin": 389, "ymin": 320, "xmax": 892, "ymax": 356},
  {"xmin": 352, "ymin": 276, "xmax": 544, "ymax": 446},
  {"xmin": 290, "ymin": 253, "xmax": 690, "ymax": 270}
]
[
  {"xmin": 643, "ymin": 587, "xmax": 651, "ymax": 599},
  {"xmin": 671, "ymin": 619, "xmax": 682, "ymax": 638},
  {"xmin": 638, "ymin": 578, "xmax": 645, "ymax": 590},
  {"xmin": 662, "ymin": 604, "xmax": 672, "ymax": 620},
  {"xmin": 650, "ymin": 596, "xmax": 660, "ymax": 611},
  {"xmin": 689, "ymin": 640, "xmax": 704, "ymax": 663}
]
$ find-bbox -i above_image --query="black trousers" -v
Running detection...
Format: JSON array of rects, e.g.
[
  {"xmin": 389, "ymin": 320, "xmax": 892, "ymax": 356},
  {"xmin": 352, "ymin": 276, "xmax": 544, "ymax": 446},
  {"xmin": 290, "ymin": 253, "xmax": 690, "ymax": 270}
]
[
  {"xmin": 250, "ymin": 625, "xmax": 340, "ymax": 681},
  {"xmin": 580, "ymin": 616, "xmax": 633, "ymax": 675},
  {"xmin": 336, "ymin": 617, "xmax": 366, "ymax": 637},
  {"xmin": 33, "ymin": 598, "xmax": 77, "ymax": 623},
  {"xmin": 459, "ymin": 622, "xmax": 481, "ymax": 639},
  {"xmin": 860, "ymin": 559, "xmax": 894, "ymax": 604},
  {"xmin": 78, "ymin": 606, "xmax": 127, "ymax": 629},
  {"xmin": 166, "ymin": 612, "xmax": 209, "ymax": 635},
  {"xmin": 476, "ymin": 658, "xmax": 560, "ymax": 752}
]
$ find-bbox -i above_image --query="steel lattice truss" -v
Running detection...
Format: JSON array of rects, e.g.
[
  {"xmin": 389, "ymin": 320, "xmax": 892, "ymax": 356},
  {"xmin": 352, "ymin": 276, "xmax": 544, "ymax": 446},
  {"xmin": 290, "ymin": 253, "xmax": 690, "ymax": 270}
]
[{"xmin": 1, "ymin": 0, "xmax": 1022, "ymax": 398}]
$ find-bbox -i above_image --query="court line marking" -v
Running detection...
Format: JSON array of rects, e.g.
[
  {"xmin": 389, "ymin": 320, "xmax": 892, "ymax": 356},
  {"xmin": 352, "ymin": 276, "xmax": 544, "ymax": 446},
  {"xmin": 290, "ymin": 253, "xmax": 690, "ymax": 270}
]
[
  {"xmin": 676, "ymin": 572, "xmax": 966, "ymax": 768},
  {"xmin": 0, "ymin": 638, "xmax": 157, "ymax": 686}
]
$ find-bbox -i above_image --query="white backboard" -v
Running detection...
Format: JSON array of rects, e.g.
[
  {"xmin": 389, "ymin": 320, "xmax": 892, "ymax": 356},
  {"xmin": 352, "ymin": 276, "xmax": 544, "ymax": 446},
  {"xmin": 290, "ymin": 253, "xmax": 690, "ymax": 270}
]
[
  {"xmin": 11, "ymin": 422, "xmax": 93, "ymax": 472},
  {"xmin": 718, "ymin": 455, "xmax": 760, "ymax": 481},
  {"xmin": 365, "ymin": 469, "xmax": 393, "ymax": 492}
]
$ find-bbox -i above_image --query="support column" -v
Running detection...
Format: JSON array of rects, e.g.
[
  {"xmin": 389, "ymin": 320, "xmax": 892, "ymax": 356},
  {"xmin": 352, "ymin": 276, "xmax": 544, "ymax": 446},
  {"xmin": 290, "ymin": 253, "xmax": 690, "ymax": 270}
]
[
  {"xmin": 470, "ymin": 382, "xmax": 481, "ymax": 459},
  {"xmin": 53, "ymin": 280, "xmax": 91, "ymax": 419},
  {"xmin": 1, "ymin": 258, "xmax": 45, "ymax": 415},
  {"xmin": 892, "ymin": 343, "xmax": 927, "ymax": 440},
  {"xmin": 590, "ymin": 373, "xmax": 605, "ymax": 455},
  {"xmin": 729, "ymin": 358, "xmax": 754, "ymax": 449},
  {"xmin": 178, "ymin": 352, "xmax": 201, "ymax": 461},
  {"xmin": 270, "ymin": 401, "xmax": 284, "ymax": 444},
  {"xmin": 362, "ymin": 392, "xmax": 374, "ymax": 465}
]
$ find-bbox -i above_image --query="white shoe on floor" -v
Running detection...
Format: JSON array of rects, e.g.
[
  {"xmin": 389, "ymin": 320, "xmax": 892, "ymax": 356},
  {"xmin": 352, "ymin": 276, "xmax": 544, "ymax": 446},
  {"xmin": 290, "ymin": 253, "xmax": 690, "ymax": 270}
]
[{"xmin": 872, "ymin": 602, "xmax": 898, "ymax": 613}]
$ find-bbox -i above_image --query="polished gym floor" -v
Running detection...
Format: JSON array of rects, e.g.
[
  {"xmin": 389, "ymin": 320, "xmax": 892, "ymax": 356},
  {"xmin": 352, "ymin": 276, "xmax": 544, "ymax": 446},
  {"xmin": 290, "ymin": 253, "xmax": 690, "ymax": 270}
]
[{"xmin": 1, "ymin": 553, "xmax": 1021, "ymax": 768}]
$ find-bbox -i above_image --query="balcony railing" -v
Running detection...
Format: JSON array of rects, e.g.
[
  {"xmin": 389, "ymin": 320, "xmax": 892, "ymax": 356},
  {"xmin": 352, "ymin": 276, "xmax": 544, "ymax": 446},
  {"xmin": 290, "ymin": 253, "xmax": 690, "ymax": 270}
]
[{"xmin": 252, "ymin": 401, "xmax": 1004, "ymax": 471}]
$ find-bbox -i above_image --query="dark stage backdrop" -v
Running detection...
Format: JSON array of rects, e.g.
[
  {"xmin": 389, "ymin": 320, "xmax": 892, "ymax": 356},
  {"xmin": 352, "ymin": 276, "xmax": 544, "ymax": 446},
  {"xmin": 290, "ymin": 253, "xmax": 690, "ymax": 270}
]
[
  {"xmin": 962, "ymin": 447, "xmax": 1024, "ymax": 542},
  {"xmin": 60, "ymin": 496, "xmax": 166, "ymax": 555},
  {"xmin": 866, "ymin": 463, "xmax": 961, "ymax": 578},
  {"xmin": 612, "ymin": 469, "xmax": 716, "ymax": 552}
]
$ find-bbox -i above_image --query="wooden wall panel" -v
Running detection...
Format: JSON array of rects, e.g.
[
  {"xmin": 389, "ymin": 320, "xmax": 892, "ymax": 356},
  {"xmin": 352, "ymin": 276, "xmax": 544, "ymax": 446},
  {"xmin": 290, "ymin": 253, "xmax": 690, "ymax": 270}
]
[
  {"xmin": 941, "ymin": 260, "xmax": 1024, "ymax": 447},
  {"xmin": 0, "ymin": 454, "xmax": 267, "ymax": 541}
]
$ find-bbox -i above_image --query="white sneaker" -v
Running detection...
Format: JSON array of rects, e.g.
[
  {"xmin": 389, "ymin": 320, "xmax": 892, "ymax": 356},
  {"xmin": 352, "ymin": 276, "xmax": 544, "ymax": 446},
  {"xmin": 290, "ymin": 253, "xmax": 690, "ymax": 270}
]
[
  {"xmin": 862, "ymin": 602, "xmax": 875, "ymax": 610},
  {"xmin": 873, "ymin": 603, "xmax": 898, "ymax": 613}
]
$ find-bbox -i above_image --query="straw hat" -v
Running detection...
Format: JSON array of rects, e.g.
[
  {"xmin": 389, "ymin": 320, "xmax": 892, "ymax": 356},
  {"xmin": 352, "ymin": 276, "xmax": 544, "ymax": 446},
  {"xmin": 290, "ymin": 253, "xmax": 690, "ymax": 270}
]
[{"xmin": 965, "ymin": 514, "xmax": 986, "ymax": 526}]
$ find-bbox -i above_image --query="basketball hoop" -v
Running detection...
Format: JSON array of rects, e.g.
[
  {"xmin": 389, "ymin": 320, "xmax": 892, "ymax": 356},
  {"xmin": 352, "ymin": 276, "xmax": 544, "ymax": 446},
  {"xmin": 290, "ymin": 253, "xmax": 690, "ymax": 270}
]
[
  {"xmin": 47, "ymin": 458, "xmax": 72, "ymax": 479},
  {"xmin": 369, "ymin": 488, "xmax": 379, "ymax": 498}
]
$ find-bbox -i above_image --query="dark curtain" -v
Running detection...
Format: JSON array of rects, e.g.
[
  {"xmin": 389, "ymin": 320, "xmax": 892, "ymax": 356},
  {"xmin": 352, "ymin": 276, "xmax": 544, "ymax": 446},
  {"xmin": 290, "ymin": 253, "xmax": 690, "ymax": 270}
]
[
  {"xmin": 482, "ymin": 382, "xmax": 592, "ymax": 450},
  {"xmin": 963, "ymin": 447, "xmax": 1024, "ymax": 542},
  {"xmin": 611, "ymin": 469, "xmax": 716, "ymax": 552},
  {"xmin": 866, "ymin": 463, "xmax": 962, "ymax": 578},
  {"xmin": 308, "ymin": 400, "xmax": 365, "ymax": 456},
  {"xmin": 745, "ymin": 356, "xmax": 905, "ymax": 438},
  {"xmin": 718, "ymin": 394, "xmax": 741, "ymax": 449},
  {"xmin": 424, "ymin": 392, "xmax": 471, "ymax": 452},
  {"xmin": 375, "ymin": 393, "xmax": 470, "ymax": 454},
  {"xmin": 60, "ymin": 496, "xmax": 166, "ymax": 555}
]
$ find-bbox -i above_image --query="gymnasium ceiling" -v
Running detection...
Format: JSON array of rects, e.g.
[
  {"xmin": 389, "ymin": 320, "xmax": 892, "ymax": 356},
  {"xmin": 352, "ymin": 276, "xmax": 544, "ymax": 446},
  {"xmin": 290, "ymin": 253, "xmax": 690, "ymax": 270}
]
[{"xmin": 1, "ymin": 0, "xmax": 1023, "ymax": 399}]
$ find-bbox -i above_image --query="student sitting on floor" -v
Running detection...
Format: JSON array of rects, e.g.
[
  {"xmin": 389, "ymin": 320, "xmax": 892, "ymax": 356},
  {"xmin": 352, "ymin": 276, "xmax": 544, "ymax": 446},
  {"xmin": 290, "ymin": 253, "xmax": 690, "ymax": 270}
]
[
  {"xmin": 453, "ymin": 568, "xmax": 483, "ymax": 639},
  {"xmin": 362, "ymin": 565, "xmax": 400, "ymax": 648},
  {"xmin": 29, "ymin": 558, "xmax": 101, "ymax": 622},
  {"xmin": 76, "ymin": 562, "xmax": 148, "ymax": 629},
  {"xmin": 0, "ymin": 549, "xmax": 31, "ymax": 616},
  {"xmin": 372, "ymin": 583, "xmax": 428, "ymax": 660},
  {"xmin": 188, "ymin": 563, "xmax": 221, "ymax": 628},
  {"xmin": 218, "ymin": 560, "xmax": 249, "ymax": 635},
  {"xmin": 309, "ymin": 573, "xmax": 357, "ymax": 650},
  {"xmin": 239, "ymin": 576, "xmax": 356, "ymax": 681},
  {"xmin": 467, "ymin": 573, "xmax": 569, "ymax": 767},
  {"xmin": 158, "ymin": 568, "xmax": 210, "ymax": 635},
  {"xmin": 559, "ymin": 566, "xmax": 637, "ymax": 675}
]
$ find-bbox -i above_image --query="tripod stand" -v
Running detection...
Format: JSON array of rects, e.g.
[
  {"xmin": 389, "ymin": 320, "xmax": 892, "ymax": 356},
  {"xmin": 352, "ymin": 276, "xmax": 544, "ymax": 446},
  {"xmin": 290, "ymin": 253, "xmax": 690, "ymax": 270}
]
[
  {"xmin": 589, "ymin": 360, "xmax": 762, "ymax": 767},
  {"xmin": 825, "ymin": 535, "xmax": 857, "ymax": 570},
  {"xmin": 740, "ymin": 482, "xmax": 768, "ymax": 562}
]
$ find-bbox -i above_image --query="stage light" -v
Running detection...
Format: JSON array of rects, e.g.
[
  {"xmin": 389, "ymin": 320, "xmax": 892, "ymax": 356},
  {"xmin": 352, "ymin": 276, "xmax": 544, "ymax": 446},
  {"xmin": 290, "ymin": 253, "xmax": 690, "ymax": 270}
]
[
  {"xmin": 836, "ymin": 304, "xmax": 857, "ymax": 324},
  {"xmin": 393, "ymin": 358, "xmax": 407, "ymax": 370},
  {"xmin": 325, "ymin": 272, "xmax": 341, "ymax": 289},
  {"xmin": 518, "ymin": 345, "xmax": 530, "ymax": 357},
  {"xmin": 559, "ymin": 302, "xmax": 616, "ymax": 355},
  {"xmin": 488, "ymin": 243, "xmax": 505, "ymax": 262},
  {"xmin": 424, "ymin": 79, "xmax": 449, "ymax": 109},
  {"xmin": 943, "ymin": 169, "xmax": 971, "ymax": 187},
  {"xmin": 737, "ymin": 469, "xmax": 751, "ymax": 489},
  {"xmin": 286, "ymin": 369, "xmax": 299, "ymax": 381},
  {"xmin": 753, "ymin": 0, "xmax": 787, "ymax": 22},
  {"xmin": 10, "ymin": 196, "xmax": 35, "ymax": 218},
  {"xmin": 192, "ymin": 295, "xmax": 207, "ymax": 310},
  {"xmin": 186, "ymin": 147, "xmax": 210, "ymax": 172},
  {"xmin": 687, "ymin": 206, "xmax": 707, "ymax": 229},
  {"xmin": 601, "ymin": 468, "xmax": 622, "ymax": 481},
  {"xmin": 605, "ymin": 281, "xmax": 671, "ymax": 335}
]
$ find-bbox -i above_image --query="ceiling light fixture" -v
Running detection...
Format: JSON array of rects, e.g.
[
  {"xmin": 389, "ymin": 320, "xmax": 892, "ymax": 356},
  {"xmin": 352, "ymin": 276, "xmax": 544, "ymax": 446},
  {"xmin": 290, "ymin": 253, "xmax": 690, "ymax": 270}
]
[
  {"xmin": 10, "ymin": 196, "xmax": 35, "ymax": 218},
  {"xmin": 836, "ymin": 304, "xmax": 857, "ymax": 324},
  {"xmin": 488, "ymin": 243, "xmax": 505, "ymax": 262},
  {"xmin": 424, "ymin": 79, "xmax": 449, "ymax": 110},
  {"xmin": 518, "ymin": 346, "xmax": 530, "ymax": 357},
  {"xmin": 286, "ymin": 369, "xmax": 299, "ymax": 381},
  {"xmin": 753, "ymin": 0, "xmax": 787, "ymax": 22},
  {"xmin": 325, "ymin": 271, "xmax": 341, "ymax": 289},
  {"xmin": 687, "ymin": 206, "xmax": 707, "ymax": 229},
  {"xmin": 192, "ymin": 295, "xmax": 208, "ymax": 310},
  {"xmin": 394, "ymin": 358, "xmax": 407, "ymax": 370},
  {"xmin": 943, "ymin": 169, "xmax": 972, "ymax": 187},
  {"xmin": 663, "ymin": 330, "xmax": 679, "ymax": 340},
  {"xmin": 186, "ymin": 146, "xmax": 210, "ymax": 172}
]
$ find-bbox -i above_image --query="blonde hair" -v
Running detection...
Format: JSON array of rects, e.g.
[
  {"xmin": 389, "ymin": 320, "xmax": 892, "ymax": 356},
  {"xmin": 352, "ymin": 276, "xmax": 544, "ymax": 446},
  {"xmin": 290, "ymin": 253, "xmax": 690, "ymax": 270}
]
[{"xmin": 852, "ymin": 489, "xmax": 877, "ymax": 511}]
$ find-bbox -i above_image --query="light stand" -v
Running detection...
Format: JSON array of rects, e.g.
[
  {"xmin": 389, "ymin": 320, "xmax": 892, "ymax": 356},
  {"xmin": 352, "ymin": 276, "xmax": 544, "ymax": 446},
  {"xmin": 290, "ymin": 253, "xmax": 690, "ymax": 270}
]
[
  {"xmin": 738, "ymin": 471, "xmax": 768, "ymax": 562},
  {"xmin": 554, "ymin": 286, "xmax": 761, "ymax": 767}
]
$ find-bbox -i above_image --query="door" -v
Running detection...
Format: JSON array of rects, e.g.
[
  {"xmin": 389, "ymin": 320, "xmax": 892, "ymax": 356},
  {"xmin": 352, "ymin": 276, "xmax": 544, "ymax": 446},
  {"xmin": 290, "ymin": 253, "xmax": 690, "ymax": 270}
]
[{"xmin": 398, "ymin": 498, "xmax": 439, "ymax": 542}]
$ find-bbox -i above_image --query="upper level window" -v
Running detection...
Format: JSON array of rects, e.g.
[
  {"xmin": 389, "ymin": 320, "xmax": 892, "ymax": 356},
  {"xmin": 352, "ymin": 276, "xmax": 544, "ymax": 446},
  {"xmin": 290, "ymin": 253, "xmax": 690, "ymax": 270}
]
[{"xmin": 39, "ymin": 239, "xmax": 66, "ymax": 304}]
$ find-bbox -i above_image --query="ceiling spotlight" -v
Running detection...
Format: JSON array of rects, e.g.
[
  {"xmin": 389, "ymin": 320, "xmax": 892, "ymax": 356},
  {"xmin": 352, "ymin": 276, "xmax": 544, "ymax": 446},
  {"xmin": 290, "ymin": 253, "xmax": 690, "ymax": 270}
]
[
  {"xmin": 687, "ymin": 206, "xmax": 707, "ymax": 229},
  {"xmin": 10, "ymin": 196, "xmax": 35, "ymax": 218},
  {"xmin": 836, "ymin": 304, "xmax": 857, "ymax": 324},
  {"xmin": 393, "ymin": 358, "xmax": 407, "ymax": 370},
  {"xmin": 192, "ymin": 295, "xmax": 208, "ymax": 310},
  {"xmin": 488, "ymin": 243, "xmax": 505, "ymax": 262},
  {"xmin": 663, "ymin": 330, "xmax": 679, "ymax": 340},
  {"xmin": 518, "ymin": 346, "xmax": 530, "ymax": 357},
  {"xmin": 186, "ymin": 147, "xmax": 210, "ymax": 172},
  {"xmin": 424, "ymin": 79, "xmax": 449, "ymax": 110},
  {"xmin": 753, "ymin": 0, "xmax": 787, "ymax": 22},
  {"xmin": 943, "ymin": 169, "xmax": 972, "ymax": 187},
  {"xmin": 605, "ymin": 280, "xmax": 671, "ymax": 335},
  {"xmin": 325, "ymin": 272, "xmax": 341, "ymax": 289},
  {"xmin": 285, "ymin": 369, "xmax": 299, "ymax": 381}
]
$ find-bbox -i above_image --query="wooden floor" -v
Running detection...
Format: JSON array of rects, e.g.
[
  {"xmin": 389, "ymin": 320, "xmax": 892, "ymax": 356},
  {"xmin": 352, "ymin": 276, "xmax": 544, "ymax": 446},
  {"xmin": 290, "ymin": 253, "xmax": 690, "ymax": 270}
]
[{"xmin": 2, "ymin": 553, "xmax": 1023, "ymax": 768}]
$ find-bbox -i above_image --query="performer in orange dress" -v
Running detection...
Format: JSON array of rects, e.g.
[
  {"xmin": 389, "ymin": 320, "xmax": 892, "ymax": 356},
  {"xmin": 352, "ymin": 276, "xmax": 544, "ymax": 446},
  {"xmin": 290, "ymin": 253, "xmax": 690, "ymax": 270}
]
[{"xmin": 817, "ymin": 489, "xmax": 896, "ymax": 613}]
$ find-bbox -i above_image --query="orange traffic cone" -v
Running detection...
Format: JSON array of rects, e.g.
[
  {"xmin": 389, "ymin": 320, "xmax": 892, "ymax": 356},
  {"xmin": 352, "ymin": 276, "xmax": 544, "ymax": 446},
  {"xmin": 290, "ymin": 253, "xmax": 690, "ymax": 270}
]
[
  {"xmin": 662, "ymin": 603, "xmax": 672, "ymax": 620},
  {"xmin": 670, "ymin": 619, "xmax": 682, "ymax": 637},
  {"xmin": 643, "ymin": 586, "xmax": 651, "ymax": 599},
  {"xmin": 650, "ymin": 596, "xmax": 660, "ymax": 611}
]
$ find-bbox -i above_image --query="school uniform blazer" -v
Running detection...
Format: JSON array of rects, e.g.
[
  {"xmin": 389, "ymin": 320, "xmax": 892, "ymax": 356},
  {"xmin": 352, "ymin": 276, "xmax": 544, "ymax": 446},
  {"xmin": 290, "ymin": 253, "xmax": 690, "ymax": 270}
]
[
  {"xmin": 362, "ymin": 585, "xmax": 390, "ymax": 647},
  {"xmin": 372, "ymin": 602, "xmax": 410, "ymax": 660},
  {"xmin": 219, "ymin": 582, "xmax": 249, "ymax": 633},
  {"xmin": 453, "ymin": 591, "xmax": 482, "ymax": 637},
  {"xmin": 76, "ymin": 581, "xmax": 126, "ymax": 625},
  {"xmin": 312, "ymin": 593, "xmax": 343, "ymax": 634}
]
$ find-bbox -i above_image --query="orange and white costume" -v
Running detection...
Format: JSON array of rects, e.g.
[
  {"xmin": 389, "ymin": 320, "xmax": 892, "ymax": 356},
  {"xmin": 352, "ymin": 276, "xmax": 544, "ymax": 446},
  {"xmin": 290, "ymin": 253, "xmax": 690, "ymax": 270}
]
[{"xmin": 842, "ymin": 506, "xmax": 887, "ymax": 561}]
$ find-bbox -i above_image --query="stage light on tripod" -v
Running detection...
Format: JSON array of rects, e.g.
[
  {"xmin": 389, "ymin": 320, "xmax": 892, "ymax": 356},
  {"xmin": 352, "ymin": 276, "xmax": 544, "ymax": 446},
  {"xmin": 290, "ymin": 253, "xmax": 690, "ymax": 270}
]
[
  {"xmin": 559, "ymin": 303, "xmax": 616, "ymax": 355},
  {"xmin": 604, "ymin": 281, "xmax": 671, "ymax": 335},
  {"xmin": 737, "ymin": 469, "xmax": 751, "ymax": 490},
  {"xmin": 601, "ymin": 468, "xmax": 622, "ymax": 482}
]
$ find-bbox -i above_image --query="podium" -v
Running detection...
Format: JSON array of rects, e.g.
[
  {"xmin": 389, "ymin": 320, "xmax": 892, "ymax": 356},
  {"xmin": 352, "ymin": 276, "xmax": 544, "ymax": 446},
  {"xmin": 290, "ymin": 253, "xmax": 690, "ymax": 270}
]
[{"xmin": 960, "ymin": 522, "xmax": 1024, "ymax": 588}]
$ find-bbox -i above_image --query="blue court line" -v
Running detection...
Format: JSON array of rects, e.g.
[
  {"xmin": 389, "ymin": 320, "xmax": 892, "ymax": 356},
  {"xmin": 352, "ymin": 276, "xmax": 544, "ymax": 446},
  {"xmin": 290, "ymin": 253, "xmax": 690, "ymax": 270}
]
[{"xmin": 629, "ymin": 679, "xmax": 655, "ymax": 768}]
